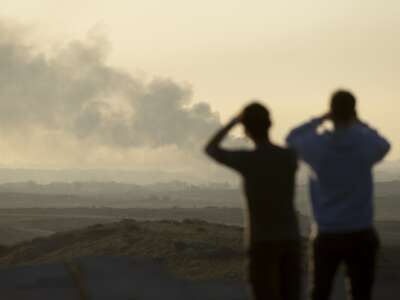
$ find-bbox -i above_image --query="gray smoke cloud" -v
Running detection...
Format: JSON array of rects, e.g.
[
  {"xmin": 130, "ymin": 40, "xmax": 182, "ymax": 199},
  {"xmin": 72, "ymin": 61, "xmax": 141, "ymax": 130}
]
[{"xmin": 0, "ymin": 22, "xmax": 223, "ymax": 152}]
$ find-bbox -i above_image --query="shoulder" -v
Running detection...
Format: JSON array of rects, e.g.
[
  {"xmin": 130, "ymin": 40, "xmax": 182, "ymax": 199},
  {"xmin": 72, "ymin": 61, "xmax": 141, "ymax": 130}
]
[
  {"xmin": 270, "ymin": 145, "xmax": 298, "ymax": 161},
  {"xmin": 273, "ymin": 146, "xmax": 299, "ymax": 170}
]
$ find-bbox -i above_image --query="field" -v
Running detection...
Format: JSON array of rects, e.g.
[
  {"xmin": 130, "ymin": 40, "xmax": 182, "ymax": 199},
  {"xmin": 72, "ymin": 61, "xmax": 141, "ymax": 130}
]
[{"xmin": 0, "ymin": 207, "xmax": 398, "ymax": 299}]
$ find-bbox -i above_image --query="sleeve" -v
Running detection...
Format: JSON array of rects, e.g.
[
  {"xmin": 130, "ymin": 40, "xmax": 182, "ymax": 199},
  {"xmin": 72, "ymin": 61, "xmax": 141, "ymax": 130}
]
[
  {"xmin": 286, "ymin": 118, "xmax": 325, "ymax": 168},
  {"xmin": 208, "ymin": 149, "xmax": 248, "ymax": 173},
  {"xmin": 359, "ymin": 123, "xmax": 391, "ymax": 165}
]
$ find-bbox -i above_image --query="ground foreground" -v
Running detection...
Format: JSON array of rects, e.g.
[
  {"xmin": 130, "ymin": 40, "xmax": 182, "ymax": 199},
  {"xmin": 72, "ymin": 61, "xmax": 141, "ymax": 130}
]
[{"xmin": 0, "ymin": 219, "xmax": 398, "ymax": 299}]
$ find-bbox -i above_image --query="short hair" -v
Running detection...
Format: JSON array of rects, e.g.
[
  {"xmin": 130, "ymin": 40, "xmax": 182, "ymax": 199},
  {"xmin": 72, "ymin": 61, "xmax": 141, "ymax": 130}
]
[
  {"xmin": 330, "ymin": 90, "xmax": 357, "ymax": 123},
  {"xmin": 241, "ymin": 102, "xmax": 271, "ymax": 139}
]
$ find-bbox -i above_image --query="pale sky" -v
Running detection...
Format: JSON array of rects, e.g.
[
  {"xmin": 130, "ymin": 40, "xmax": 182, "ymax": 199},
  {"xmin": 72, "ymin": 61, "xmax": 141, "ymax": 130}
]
[{"xmin": 0, "ymin": 0, "xmax": 398, "ymax": 173}]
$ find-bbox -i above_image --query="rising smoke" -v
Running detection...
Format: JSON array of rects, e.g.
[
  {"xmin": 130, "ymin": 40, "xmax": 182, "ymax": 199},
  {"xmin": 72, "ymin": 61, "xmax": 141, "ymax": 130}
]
[{"xmin": 0, "ymin": 21, "xmax": 223, "ymax": 153}]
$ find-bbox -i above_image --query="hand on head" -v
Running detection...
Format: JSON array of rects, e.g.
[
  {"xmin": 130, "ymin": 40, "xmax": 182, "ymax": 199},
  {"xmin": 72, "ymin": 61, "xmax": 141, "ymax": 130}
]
[{"xmin": 228, "ymin": 114, "xmax": 243, "ymax": 126}]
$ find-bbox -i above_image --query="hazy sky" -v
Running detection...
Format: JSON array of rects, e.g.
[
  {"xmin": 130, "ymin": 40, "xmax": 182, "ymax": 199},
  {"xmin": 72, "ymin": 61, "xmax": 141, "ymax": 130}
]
[{"xmin": 0, "ymin": 0, "xmax": 398, "ymax": 174}]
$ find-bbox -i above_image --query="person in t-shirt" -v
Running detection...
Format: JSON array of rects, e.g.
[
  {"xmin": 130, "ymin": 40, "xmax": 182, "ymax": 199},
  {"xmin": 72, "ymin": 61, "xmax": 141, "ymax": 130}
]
[{"xmin": 205, "ymin": 102, "xmax": 301, "ymax": 300}]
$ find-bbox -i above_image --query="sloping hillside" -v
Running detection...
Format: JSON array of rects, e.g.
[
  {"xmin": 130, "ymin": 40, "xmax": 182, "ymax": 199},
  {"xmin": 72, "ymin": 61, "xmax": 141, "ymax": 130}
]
[
  {"xmin": 0, "ymin": 217, "xmax": 398, "ymax": 297},
  {"xmin": 0, "ymin": 219, "xmax": 246, "ymax": 280}
]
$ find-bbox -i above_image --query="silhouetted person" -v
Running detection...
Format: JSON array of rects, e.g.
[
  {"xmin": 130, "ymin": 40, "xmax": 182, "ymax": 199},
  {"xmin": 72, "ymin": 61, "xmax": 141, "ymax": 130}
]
[
  {"xmin": 205, "ymin": 103, "xmax": 301, "ymax": 300},
  {"xmin": 287, "ymin": 90, "xmax": 391, "ymax": 300}
]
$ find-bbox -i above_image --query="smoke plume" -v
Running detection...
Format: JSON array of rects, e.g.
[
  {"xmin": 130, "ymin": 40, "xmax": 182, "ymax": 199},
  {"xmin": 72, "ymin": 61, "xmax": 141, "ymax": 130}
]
[{"xmin": 0, "ymin": 22, "xmax": 222, "ymax": 152}]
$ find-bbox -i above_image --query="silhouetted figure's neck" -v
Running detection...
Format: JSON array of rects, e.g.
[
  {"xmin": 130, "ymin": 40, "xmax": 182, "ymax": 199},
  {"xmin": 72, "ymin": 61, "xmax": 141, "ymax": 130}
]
[
  {"xmin": 253, "ymin": 136, "xmax": 271, "ymax": 148},
  {"xmin": 333, "ymin": 119, "xmax": 357, "ymax": 130}
]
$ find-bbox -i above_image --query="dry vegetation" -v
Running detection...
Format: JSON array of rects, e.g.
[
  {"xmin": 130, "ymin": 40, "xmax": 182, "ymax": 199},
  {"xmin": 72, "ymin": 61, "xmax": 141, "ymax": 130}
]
[
  {"xmin": 0, "ymin": 219, "xmax": 246, "ymax": 280},
  {"xmin": 0, "ymin": 217, "xmax": 398, "ymax": 293}
]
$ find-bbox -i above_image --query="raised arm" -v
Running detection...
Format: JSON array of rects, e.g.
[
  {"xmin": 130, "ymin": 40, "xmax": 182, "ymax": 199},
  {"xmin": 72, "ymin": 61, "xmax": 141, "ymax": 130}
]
[
  {"xmin": 286, "ymin": 115, "xmax": 326, "ymax": 148},
  {"xmin": 286, "ymin": 114, "xmax": 329, "ymax": 167},
  {"xmin": 204, "ymin": 116, "xmax": 247, "ymax": 172},
  {"xmin": 204, "ymin": 116, "xmax": 241, "ymax": 158}
]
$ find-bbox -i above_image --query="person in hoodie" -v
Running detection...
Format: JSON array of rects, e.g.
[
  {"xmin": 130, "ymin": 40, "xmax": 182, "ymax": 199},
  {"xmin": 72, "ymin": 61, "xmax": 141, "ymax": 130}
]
[
  {"xmin": 286, "ymin": 90, "xmax": 391, "ymax": 300},
  {"xmin": 205, "ymin": 102, "xmax": 301, "ymax": 300}
]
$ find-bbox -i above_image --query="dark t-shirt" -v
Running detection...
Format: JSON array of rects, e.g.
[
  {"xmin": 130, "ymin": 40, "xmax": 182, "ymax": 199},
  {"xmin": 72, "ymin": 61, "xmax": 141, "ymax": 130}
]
[{"xmin": 211, "ymin": 143, "xmax": 300, "ymax": 244}]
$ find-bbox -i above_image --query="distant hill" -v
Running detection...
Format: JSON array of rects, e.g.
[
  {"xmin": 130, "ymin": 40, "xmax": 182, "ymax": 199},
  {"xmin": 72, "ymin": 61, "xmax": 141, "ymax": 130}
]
[
  {"xmin": 0, "ymin": 181, "xmax": 242, "ymax": 208},
  {"xmin": 0, "ymin": 169, "xmax": 209, "ymax": 185},
  {"xmin": 0, "ymin": 181, "xmax": 399, "ymax": 220},
  {"xmin": 0, "ymin": 163, "xmax": 397, "ymax": 185}
]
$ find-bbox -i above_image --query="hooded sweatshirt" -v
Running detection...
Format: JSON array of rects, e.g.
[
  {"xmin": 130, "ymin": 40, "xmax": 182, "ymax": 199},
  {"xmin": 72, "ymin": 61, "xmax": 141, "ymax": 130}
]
[{"xmin": 286, "ymin": 118, "xmax": 390, "ymax": 233}]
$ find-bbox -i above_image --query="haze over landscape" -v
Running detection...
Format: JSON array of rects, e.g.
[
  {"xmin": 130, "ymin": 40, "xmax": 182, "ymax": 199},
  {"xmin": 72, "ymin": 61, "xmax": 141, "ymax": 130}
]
[
  {"xmin": 0, "ymin": 0, "xmax": 399, "ymax": 180},
  {"xmin": 0, "ymin": 1, "xmax": 399, "ymax": 299}
]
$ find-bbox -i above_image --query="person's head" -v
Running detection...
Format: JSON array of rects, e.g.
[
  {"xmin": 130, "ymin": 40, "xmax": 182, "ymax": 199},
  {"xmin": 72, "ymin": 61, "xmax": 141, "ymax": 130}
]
[
  {"xmin": 330, "ymin": 90, "xmax": 357, "ymax": 126},
  {"xmin": 241, "ymin": 102, "xmax": 272, "ymax": 142}
]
